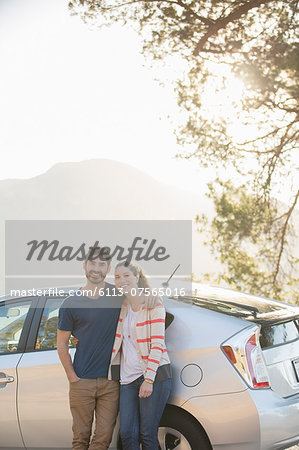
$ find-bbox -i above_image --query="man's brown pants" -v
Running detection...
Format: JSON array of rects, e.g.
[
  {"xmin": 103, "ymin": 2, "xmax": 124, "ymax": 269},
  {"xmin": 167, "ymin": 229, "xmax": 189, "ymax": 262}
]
[{"xmin": 69, "ymin": 377, "xmax": 120, "ymax": 450}]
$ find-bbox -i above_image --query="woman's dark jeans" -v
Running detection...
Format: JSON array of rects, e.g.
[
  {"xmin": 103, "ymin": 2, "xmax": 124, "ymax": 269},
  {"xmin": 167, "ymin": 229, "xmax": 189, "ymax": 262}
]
[{"xmin": 119, "ymin": 375, "xmax": 172, "ymax": 450}]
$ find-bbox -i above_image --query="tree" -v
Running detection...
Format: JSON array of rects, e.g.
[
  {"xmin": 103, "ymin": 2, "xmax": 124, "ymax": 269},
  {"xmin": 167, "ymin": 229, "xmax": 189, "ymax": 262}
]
[
  {"xmin": 196, "ymin": 180, "xmax": 299, "ymax": 302},
  {"xmin": 69, "ymin": 0, "xmax": 299, "ymax": 301}
]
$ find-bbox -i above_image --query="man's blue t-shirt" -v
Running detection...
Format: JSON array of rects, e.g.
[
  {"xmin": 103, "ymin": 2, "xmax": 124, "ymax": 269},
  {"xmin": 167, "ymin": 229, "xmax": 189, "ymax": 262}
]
[{"xmin": 58, "ymin": 283, "xmax": 122, "ymax": 379}]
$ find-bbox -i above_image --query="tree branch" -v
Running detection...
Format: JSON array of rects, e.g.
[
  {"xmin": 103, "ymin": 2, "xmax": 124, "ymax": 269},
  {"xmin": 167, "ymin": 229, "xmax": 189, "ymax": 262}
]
[
  {"xmin": 272, "ymin": 189, "xmax": 299, "ymax": 285},
  {"xmin": 193, "ymin": 0, "xmax": 272, "ymax": 55},
  {"xmin": 98, "ymin": 0, "xmax": 214, "ymax": 27}
]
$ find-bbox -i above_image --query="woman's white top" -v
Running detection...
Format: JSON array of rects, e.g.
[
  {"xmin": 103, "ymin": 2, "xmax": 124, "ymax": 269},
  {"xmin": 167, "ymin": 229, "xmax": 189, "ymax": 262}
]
[{"xmin": 120, "ymin": 305, "xmax": 144, "ymax": 385}]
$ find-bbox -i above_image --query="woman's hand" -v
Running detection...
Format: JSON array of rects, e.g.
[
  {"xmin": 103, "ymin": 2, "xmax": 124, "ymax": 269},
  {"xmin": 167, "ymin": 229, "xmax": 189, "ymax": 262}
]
[{"xmin": 139, "ymin": 380, "xmax": 153, "ymax": 398}]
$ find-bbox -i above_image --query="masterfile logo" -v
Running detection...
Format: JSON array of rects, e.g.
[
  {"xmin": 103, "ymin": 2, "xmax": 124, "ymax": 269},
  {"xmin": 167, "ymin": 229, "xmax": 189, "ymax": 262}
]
[
  {"xmin": 26, "ymin": 237, "xmax": 170, "ymax": 264},
  {"xmin": 5, "ymin": 220, "xmax": 192, "ymax": 294}
]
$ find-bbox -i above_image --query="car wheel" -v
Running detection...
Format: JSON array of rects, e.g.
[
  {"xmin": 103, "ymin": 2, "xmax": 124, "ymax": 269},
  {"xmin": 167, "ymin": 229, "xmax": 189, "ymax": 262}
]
[{"xmin": 158, "ymin": 407, "xmax": 212, "ymax": 450}]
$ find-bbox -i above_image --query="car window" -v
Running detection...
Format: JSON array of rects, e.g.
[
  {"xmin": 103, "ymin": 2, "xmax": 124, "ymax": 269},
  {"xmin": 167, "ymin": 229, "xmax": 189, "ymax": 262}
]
[
  {"xmin": 0, "ymin": 299, "xmax": 32, "ymax": 354},
  {"xmin": 259, "ymin": 320, "xmax": 299, "ymax": 348},
  {"xmin": 35, "ymin": 297, "xmax": 73, "ymax": 350}
]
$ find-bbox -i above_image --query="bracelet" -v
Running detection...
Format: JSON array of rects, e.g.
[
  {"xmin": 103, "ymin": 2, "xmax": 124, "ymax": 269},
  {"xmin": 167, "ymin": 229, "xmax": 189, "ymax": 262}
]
[{"xmin": 144, "ymin": 378, "xmax": 154, "ymax": 384}]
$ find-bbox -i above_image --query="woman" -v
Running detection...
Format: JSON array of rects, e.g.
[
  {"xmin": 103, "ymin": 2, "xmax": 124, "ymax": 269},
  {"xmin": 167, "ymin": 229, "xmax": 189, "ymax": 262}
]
[{"xmin": 108, "ymin": 261, "xmax": 172, "ymax": 450}]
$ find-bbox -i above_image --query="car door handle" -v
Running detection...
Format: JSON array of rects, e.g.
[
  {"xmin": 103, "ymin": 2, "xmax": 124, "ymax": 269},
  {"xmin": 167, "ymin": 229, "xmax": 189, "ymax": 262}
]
[{"xmin": 0, "ymin": 376, "xmax": 15, "ymax": 383}]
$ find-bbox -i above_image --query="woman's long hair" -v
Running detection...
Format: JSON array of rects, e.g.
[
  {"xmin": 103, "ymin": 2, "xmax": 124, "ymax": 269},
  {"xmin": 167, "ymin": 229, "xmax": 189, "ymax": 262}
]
[{"xmin": 115, "ymin": 261, "xmax": 151, "ymax": 290}]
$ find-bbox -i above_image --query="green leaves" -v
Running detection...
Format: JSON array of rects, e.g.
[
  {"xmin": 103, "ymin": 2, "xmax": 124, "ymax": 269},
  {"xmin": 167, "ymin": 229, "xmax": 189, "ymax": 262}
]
[{"xmin": 197, "ymin": 181, "xmax": 299, "ymax": 303}]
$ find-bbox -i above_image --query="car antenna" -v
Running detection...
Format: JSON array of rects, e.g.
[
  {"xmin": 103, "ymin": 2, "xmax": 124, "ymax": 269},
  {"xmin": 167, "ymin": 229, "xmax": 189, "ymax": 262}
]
[{"xmin": 161, "ymin": 264, "xmax": 181, "ymax": 288}]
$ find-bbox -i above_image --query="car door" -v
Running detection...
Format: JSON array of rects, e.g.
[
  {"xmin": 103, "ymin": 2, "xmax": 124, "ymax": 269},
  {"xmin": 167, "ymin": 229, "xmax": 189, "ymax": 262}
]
[
  {"xmin": 0, "ymin": 297, "xmax": 36, "ymax": 449},
  {"xmin": 17, "ymin": 295, "xmax": 121, "ymax": 449},
  {"xmin": 17, "ymin": 296, "xmax": 74, "ymax": 449}
]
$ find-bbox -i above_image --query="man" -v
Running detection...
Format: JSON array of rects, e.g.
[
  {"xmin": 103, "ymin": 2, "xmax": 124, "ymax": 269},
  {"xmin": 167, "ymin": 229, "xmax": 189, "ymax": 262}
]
[{"xmin": 57, "ymin": 246, "xmax": 158, "ymax": 450}]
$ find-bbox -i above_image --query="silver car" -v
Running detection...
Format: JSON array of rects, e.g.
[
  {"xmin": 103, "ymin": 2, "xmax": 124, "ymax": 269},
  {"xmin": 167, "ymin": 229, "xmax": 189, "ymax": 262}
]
[{"xmin": 1, "ymin": 284, "xmax": 299, "ymax": 450}]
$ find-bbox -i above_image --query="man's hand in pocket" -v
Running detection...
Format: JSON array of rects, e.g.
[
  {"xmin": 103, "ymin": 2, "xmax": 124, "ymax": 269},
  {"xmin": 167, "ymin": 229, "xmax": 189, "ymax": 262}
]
[{"xmin": 72, "ymin": 336, "xmax": 79, "ymax": 347}]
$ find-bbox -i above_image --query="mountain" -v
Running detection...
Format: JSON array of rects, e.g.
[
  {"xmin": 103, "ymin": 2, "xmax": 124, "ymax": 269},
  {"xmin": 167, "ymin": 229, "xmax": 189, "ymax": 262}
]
[
  {"xmin": 0, "ymin": 159, "xmax": 212, "ymax": 219},
  {"xmin": 0, "ymin": 159, "xmax": 217, "ymax": 294}
]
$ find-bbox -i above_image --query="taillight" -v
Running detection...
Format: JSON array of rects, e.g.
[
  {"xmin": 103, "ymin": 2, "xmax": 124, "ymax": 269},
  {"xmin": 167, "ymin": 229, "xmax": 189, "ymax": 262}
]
[{"xmin": 221, "ymin": 326, "xmax": 270, "ymax": 389}]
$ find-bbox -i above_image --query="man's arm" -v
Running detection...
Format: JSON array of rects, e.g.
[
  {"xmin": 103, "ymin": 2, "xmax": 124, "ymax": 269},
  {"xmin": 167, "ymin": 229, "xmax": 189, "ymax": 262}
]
[
  {"xmin": 57, "ymin": 329, "xmax": 80, "ymax": 383},
  {"xmin": 144, "ymin": 294, "xmax": 163, "ymax": 309}
]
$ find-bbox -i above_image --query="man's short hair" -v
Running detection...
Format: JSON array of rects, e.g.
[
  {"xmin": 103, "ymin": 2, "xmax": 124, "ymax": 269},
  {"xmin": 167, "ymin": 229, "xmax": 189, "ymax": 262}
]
[{"xmin": 84, "ymin": 246, "xmax": 112, "ymax": 265}]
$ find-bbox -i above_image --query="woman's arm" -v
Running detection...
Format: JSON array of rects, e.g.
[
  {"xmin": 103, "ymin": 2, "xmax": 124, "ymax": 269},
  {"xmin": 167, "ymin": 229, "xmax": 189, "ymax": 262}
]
[{"xmin": 143, "ymin": 306, "xmax": 166, "ymax": 383}]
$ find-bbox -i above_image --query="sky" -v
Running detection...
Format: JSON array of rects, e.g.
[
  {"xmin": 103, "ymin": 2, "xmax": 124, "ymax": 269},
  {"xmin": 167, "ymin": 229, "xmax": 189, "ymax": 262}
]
[
  {"xmin": 0, "ymin": 0, "xmax": 297, "ymax": 205},
  {"xmin": 0, "ymin": 0, "xmax": 213, "ymax": 194}
]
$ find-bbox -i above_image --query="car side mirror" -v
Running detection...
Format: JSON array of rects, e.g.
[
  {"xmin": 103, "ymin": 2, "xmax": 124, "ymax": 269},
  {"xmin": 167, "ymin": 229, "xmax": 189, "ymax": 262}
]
[{"xmin": 7, "ymin": 308, "xmax": 21, "ymax": 318}]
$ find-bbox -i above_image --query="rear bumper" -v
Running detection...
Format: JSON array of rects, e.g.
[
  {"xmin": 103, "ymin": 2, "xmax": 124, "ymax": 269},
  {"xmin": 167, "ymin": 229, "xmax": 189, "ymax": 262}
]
[
  {"xmin": 181, "ymin": 388, "xmax": 299, "ymax": 450},
  {"xmin": 248, "ymin": 389, "xmax": 299, "ymax": 449}
]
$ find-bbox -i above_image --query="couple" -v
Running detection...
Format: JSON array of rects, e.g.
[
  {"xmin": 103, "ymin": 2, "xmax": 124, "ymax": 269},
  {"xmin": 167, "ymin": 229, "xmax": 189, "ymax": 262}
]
[{"xmin": 57, "ymin": 246, "xmax": 172, "ymax": 450}]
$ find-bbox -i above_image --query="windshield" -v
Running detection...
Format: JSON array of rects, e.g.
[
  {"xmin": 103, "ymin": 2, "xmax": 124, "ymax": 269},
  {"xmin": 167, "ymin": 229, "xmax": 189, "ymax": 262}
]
[{"xmin": 174, "ymin": 285, "xmax": 299, "ymax": 323}]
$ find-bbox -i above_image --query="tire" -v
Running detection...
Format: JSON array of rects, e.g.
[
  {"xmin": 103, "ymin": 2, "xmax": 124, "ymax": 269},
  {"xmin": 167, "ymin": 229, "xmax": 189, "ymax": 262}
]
[
  {"xmin": 117, "ymin": 406, "xmax": 212, "ymax": 450},
  {"xmin": 158, "ymin": 406, "xmax": 212, "ymax": 450}
]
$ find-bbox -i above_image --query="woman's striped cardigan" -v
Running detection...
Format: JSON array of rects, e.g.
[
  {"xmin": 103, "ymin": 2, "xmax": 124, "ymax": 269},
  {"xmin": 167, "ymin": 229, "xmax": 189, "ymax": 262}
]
[{"xmin": 108, "ymin": 299, "xmax": 171, "ymax": 383}]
